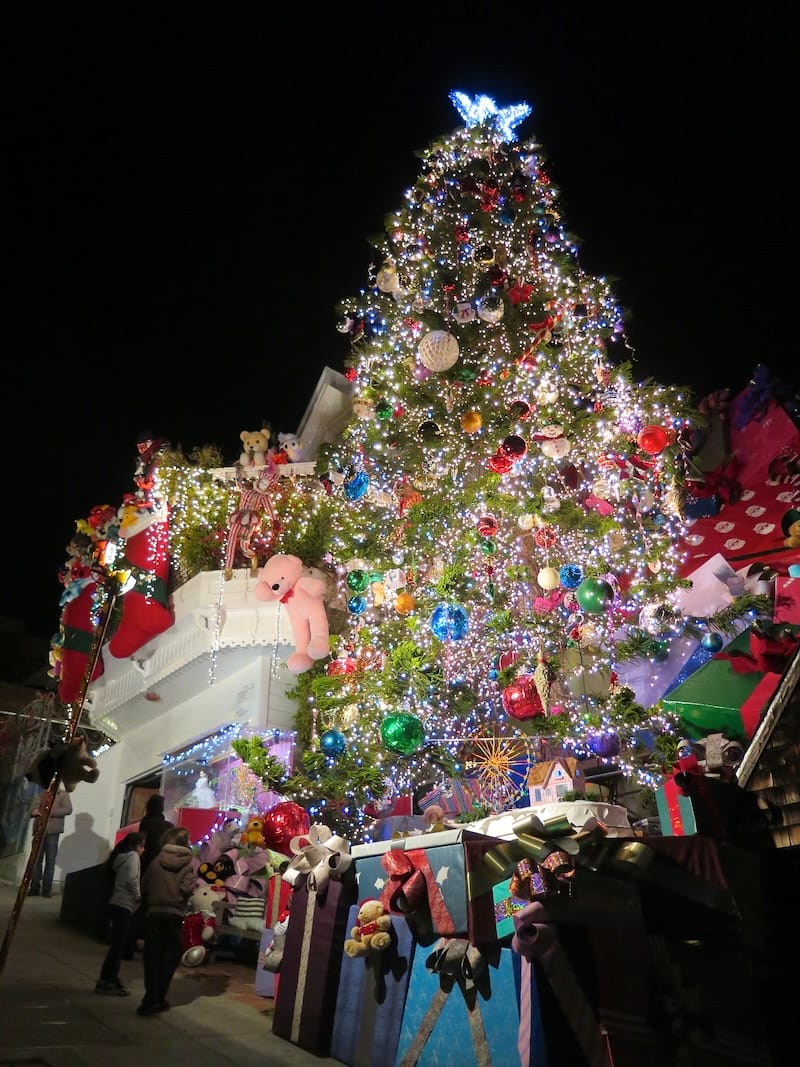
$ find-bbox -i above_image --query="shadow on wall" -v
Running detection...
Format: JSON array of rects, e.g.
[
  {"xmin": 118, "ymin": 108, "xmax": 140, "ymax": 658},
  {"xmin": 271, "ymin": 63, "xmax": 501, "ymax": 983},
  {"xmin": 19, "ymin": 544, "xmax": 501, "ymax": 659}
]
[{"xmin": 57, "ymin": 812, "xmax": 111, "ymax": 881}]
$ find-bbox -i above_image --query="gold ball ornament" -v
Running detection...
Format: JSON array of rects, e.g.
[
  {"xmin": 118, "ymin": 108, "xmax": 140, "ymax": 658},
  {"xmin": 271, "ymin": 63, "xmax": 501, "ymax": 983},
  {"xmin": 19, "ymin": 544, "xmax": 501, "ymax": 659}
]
[
  {"xmin": 394, "ymin": 591, "xmax": 416, "ymax": 615},
  {"xmin": 518, "ymin": 514, "xmax": 535, "ymax": 531},
  {"xmin": 537, "ymin": 567, "xmax": 561, "ymax": 591},
  {"xmin": 461, "ymin": 410, "xmax": 483, "ymax": 434},
  {"xmin": 418, "ymin": 330, "xmax": 460, "ymax": 372}
]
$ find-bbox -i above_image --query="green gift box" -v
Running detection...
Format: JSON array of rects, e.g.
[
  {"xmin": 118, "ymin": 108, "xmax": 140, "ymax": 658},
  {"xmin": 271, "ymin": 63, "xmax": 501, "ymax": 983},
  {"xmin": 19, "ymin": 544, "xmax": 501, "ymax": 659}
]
[{"xmin": 662, "ymin": 625, "xmax": 796, "ymax": 741}]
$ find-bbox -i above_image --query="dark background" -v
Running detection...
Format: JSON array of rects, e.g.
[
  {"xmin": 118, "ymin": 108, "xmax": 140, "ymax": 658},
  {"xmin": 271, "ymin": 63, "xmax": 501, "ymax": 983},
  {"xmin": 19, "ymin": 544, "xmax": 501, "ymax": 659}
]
[{"xmin": 3, "ymin": 5, "xmax": 796, "ymax": 643}]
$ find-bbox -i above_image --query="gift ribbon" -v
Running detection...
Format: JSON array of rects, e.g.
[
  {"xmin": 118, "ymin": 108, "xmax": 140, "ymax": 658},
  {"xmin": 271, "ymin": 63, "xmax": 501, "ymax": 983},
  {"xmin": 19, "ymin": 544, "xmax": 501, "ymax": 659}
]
[
  {"xmin": 714, "ymin": 623, "xmax": 799, "ymax": 674},
  {"xmin": 380, "ymin": 847, "xmax": 455, "ymax": 935},
  {"xmin": 397, "ymin": 939, "xmax": 491, "ymax": 1067},
  {"xmin": 512, "ymin": 901, "xmax": 606, "ymax": 1067},
  {"xmin": 283, "ymin": 822, "xmax": 353, "ymax": 892},
  {"xmin": 466, "ymin": 813, "xmax": 606, "ymax": 902},
  {"xmin": 290, "ymin": 885, "xmax": 317, "ymax": 1043}
]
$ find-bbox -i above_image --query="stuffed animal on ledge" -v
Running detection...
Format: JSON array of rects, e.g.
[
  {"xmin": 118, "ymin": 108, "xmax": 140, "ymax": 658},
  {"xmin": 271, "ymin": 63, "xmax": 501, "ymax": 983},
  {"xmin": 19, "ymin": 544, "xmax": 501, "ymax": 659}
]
[
  {"xmin": 181, "ymin": 883, "xmax": 225, "ymax": 967},
  {"xmin": 276, "ymin": 432, "xmax": 303, "ymax": 463},
  {"xmin": 343, "ymin": 898, "xmax": 393, "ymax": 957},
  {"xmin": 254, "ymin": 553, "xmax": 330, "ymax": 672},
  {"xmin": 25, "ymin": 733, "xmax": 100, "ymax": 792},
  {"xmin": 239, "ymin": 427, "xmax": 272, "ymax": 469}
]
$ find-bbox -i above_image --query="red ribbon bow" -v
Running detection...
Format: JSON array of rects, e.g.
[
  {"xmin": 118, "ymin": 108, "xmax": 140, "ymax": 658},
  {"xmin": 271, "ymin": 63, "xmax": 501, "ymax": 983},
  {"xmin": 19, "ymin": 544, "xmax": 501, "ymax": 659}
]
[{"xmin": 380, "ymin": 848, "xmax": 455, "ymax": 935}]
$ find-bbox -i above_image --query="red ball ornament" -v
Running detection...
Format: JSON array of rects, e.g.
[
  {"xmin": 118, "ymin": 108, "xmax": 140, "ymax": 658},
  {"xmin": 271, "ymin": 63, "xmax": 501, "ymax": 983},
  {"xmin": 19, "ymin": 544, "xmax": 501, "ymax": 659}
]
[
  {"xmin": 533, "ymin": 526, "xmax": 557, "ymax": 549},
  {"xmin": 487, "ymin": 452, "xmax": 514, "ymax": 474},
  {"xmin": 477, "ymin": 515, "xmax": 499, "ymax": 537},
  {"xmin": 344, "ymin": 368, "xmax": 357, "ymax": 382},
  {"xmin": 487, "ymin": 265, "xmax": 507, "ymax": 288},
  {"xmin": 508, "ymin": 399, "xmax": 532, "ymax": 422},
  {"xmin": 502, "ymin": 675, "xmax": 545, "ymax": 720},
  {"xmin": 261, "ymin": 801, "xmax": 310, "ymax": 854},
  {"xmin": 637, "ymin": 425, "xmax": 670, "ymax": 455},
  {"xmin": 501, "ymin": 434, "xmax": 527, "ymax": 459}
]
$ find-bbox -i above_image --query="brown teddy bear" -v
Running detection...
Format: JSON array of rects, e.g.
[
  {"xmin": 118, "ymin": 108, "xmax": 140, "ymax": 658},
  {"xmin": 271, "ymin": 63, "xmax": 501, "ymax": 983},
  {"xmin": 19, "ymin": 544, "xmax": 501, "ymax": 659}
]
[
  {"xmin": 239, "ymin": 428, "xmax": 272, "ymax": 468},
  {"xmin": 781, "ymin": 508, "xmax": 800, "ymax": 548},
  {"xmin": 343, "ymin": 898, "xmax": 393, "ymax": 957},
  {"xmin": 25, "ymin": 733, "xmax": 100, "ymax": 792}
]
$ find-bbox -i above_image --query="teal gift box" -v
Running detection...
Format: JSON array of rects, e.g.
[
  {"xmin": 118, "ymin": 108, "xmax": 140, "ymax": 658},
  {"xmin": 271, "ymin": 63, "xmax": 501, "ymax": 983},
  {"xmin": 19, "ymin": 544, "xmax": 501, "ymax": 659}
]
[
  {"xmin": 394, "ymin": 940, "xmax": 521, "ymax": 1067},
  {"xmin": 352, "ymin": 828, "xmax": 498, "ymax": 945}
]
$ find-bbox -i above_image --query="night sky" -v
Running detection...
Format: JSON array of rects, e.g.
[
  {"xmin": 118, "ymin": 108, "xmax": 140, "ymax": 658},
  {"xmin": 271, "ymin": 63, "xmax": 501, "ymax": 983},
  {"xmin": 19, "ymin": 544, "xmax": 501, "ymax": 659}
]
[{"xmin": 5, "ymin": 6, "xmax": 795, "ymax": 643}]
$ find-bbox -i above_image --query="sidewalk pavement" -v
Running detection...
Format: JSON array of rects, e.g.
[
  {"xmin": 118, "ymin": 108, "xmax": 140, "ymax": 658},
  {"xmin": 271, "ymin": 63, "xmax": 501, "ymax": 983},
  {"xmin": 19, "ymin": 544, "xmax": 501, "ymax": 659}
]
[{"xmin": 0, "ymin": 880, "xmax": 340, "ymax": 1067}]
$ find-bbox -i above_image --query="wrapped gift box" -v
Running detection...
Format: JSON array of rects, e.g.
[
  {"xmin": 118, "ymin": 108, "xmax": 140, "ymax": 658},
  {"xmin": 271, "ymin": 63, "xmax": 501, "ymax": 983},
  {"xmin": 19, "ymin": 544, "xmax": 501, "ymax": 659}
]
[
  {"xmin": 330, "ymin": 905, "xmax": 416, "ymax": 1067},
  {"xmin": 661, "ymin": 626, "xmax": 792, "ymax": 740},
  {"xmin": 272, "ymin": 877, "xmax": 357, "ymax": 1055},
  {"xmin": 394, "ymin": 941, "xmax": 521, "ymax": 1067},
  {"xmin": 254, "ymin": 928, "xmax": 276, "ymax": 998},
  {"xmin": 265, "ymin": 869, "xmax": 292, "ymax": 929},
  {"xmin": 774, "ymin": 575, "xmax": 800, "ymax": 624},
  {"xmin": 352, "ymin": 828, "xmax": 499, "ymax": 945}
]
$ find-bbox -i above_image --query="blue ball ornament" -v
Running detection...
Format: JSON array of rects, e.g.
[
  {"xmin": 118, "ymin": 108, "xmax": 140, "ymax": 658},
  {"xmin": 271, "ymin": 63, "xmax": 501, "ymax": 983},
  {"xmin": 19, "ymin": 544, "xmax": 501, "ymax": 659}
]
[
  {"xmin": 701, "ymin": 631, "xmax": 724, "ymax": 652},
  {"xmin": 320, "ymin": 729, "xmax": 346, "ymax": 758},
  {"xmin": 430, "ymin": 603, "xmax": 469, "ymax": 641},
  {"xmin": 348, "ymin": 594, "xmax": 367, "ymax": 615},
  {"xmin": 558, "ymin": 563, "xmax": 583, "ymax": 589},
  {"xmin": 344, "ymin": 470, "xmax": 369, "ymax": 500}
]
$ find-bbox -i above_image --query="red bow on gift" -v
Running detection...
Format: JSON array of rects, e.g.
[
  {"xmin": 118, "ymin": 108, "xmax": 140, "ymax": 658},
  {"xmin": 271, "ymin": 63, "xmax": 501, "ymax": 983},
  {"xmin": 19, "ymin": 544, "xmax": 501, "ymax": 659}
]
[
  {"xmin": 380, "ymin": 848, "xmax": 455, "ymax": 936},
  {"xmin": 714, "ymin": 623, "xmax": 800, "ymax": 674},
  {"xmin": 701, "ymin": 456, "xmax": 742, "ymax": 504}
]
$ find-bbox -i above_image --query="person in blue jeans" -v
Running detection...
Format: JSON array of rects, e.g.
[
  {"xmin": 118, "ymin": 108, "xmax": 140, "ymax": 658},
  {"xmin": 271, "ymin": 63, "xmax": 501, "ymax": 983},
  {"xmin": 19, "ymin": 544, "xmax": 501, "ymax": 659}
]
[
  {"xmin": 95, "ymin": 831, "xmax": 145, "ymax": 996},
  {"xmin": 29, "ymin": 787, "xmax": 73, "ymax": 897},
  {"xmin": 137, "ymin": 825, "xmax": 195, "ymax": 1017}
]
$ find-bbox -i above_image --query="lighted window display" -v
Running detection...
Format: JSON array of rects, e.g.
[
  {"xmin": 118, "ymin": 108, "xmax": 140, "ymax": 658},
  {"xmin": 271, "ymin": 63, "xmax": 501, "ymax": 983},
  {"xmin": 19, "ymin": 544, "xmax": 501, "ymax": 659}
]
[{"xmin": 160, "ymin": 724, "xmax": 295, "ymax": 845}]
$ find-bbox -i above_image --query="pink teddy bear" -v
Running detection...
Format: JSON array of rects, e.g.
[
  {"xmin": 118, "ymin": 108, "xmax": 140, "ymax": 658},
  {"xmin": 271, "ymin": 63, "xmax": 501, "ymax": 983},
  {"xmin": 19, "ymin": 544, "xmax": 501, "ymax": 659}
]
[{"xmin": 255, "ymin": 553, "xmax": 330, "ymax": 672}]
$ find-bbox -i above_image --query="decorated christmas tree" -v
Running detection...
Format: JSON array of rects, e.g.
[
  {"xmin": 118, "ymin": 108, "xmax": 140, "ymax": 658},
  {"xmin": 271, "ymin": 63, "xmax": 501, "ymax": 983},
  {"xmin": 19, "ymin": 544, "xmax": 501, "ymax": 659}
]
[{"xmin": 250, "ymin": 90, "xmax": 706, "ymax": 835}]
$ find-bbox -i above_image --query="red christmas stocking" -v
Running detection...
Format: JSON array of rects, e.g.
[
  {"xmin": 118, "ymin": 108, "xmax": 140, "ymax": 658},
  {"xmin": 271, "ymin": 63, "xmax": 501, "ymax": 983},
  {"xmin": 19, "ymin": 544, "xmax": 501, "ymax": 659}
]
[
  {"xmin": 108, "ymin": 504, "xmax": 173, "ymax": 658},
  {"xmin": 58, "ymin": 582, "xmax": 104, "ymax": 703}
]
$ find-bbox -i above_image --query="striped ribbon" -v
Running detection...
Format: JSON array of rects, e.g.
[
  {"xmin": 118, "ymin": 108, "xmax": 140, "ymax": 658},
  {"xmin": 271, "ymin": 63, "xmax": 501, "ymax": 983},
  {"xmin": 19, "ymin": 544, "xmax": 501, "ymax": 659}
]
[
  {"xmin": 290, "ymin": 887, "xmax": 317, "ymax": 1043},
  {"xmin": 512, "ymin": 901, "xmax": 606, "ymax": 1067}
]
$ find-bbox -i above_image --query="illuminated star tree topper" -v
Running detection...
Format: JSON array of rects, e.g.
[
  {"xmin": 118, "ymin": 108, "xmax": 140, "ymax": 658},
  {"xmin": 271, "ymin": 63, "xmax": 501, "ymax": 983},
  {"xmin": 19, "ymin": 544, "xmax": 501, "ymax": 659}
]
[{"xmin": 449, "ymin": 90, "xmax": 532, "ymax": 141}]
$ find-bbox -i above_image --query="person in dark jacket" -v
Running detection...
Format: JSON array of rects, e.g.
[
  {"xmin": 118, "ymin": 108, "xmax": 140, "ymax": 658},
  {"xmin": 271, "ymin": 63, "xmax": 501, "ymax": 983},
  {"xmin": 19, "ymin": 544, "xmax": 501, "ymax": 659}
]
[
  {"xmin": 129, "ymin": 794, "xmax": 175, "ymax": 957},
  {"xmin": 137, "ymin": 825, "xmax": 195, "ymax": 1017},
  {"xmin": 95, "ymin": 831, "xmax": 145, "ymax": 996},
  {"xmin": 138, "ymin": 794, "xmax": 174, "ymax": 875}
]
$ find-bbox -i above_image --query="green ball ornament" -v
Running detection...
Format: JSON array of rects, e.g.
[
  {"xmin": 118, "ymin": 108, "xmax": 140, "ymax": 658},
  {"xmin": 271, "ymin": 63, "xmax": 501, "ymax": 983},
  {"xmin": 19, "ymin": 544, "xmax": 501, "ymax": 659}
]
[
  {"xmin": 380, "ymin": 712, "xmax": 425, "ymax": 756},
  {"xmin": 346, "ymin": 569, "xmax": 370, "ymax": 593},
  {"xmin": 575, "ymin": 577, "xmax": 615, "ymax": 614}
]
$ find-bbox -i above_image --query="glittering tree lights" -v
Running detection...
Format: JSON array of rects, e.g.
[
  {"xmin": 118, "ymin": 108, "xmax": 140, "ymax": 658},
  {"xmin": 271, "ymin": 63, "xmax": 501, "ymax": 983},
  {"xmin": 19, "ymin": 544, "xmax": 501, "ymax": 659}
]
[{"xmin": 277, "ymin": 90, "xmax": 702, "ymax": 834}]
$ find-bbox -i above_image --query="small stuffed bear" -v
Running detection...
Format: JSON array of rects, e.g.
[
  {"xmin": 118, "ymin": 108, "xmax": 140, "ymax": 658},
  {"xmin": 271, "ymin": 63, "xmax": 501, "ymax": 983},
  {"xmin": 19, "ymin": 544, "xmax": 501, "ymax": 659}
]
[
  {"xmin": 239, "ymin": 428, "xmax": 271, "ymax": 468},
  {"xmin": 181, "ymin": 883, "xmax": 224, "ymax": 967},
  {"xmin": 255, "ymin": 553, "xmax": 330, "ymax": 672},
  {"xmin": 781, "ymin": 508, "xmax": 800, "ymax": 548},
  {"xmin": 343, "ymin": 898, "xmax": 393, "ymax": 957},
  {"xmin": 25, "ymin": 733, "xmax": 100, "ymax": 792}
]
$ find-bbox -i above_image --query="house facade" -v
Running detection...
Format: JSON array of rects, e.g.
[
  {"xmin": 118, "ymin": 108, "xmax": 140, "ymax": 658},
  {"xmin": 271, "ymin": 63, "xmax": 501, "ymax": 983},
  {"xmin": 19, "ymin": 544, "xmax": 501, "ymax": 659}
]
[{"xmin": 2, "ymin": 368, "xmax": 353, "ymax": 887}]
